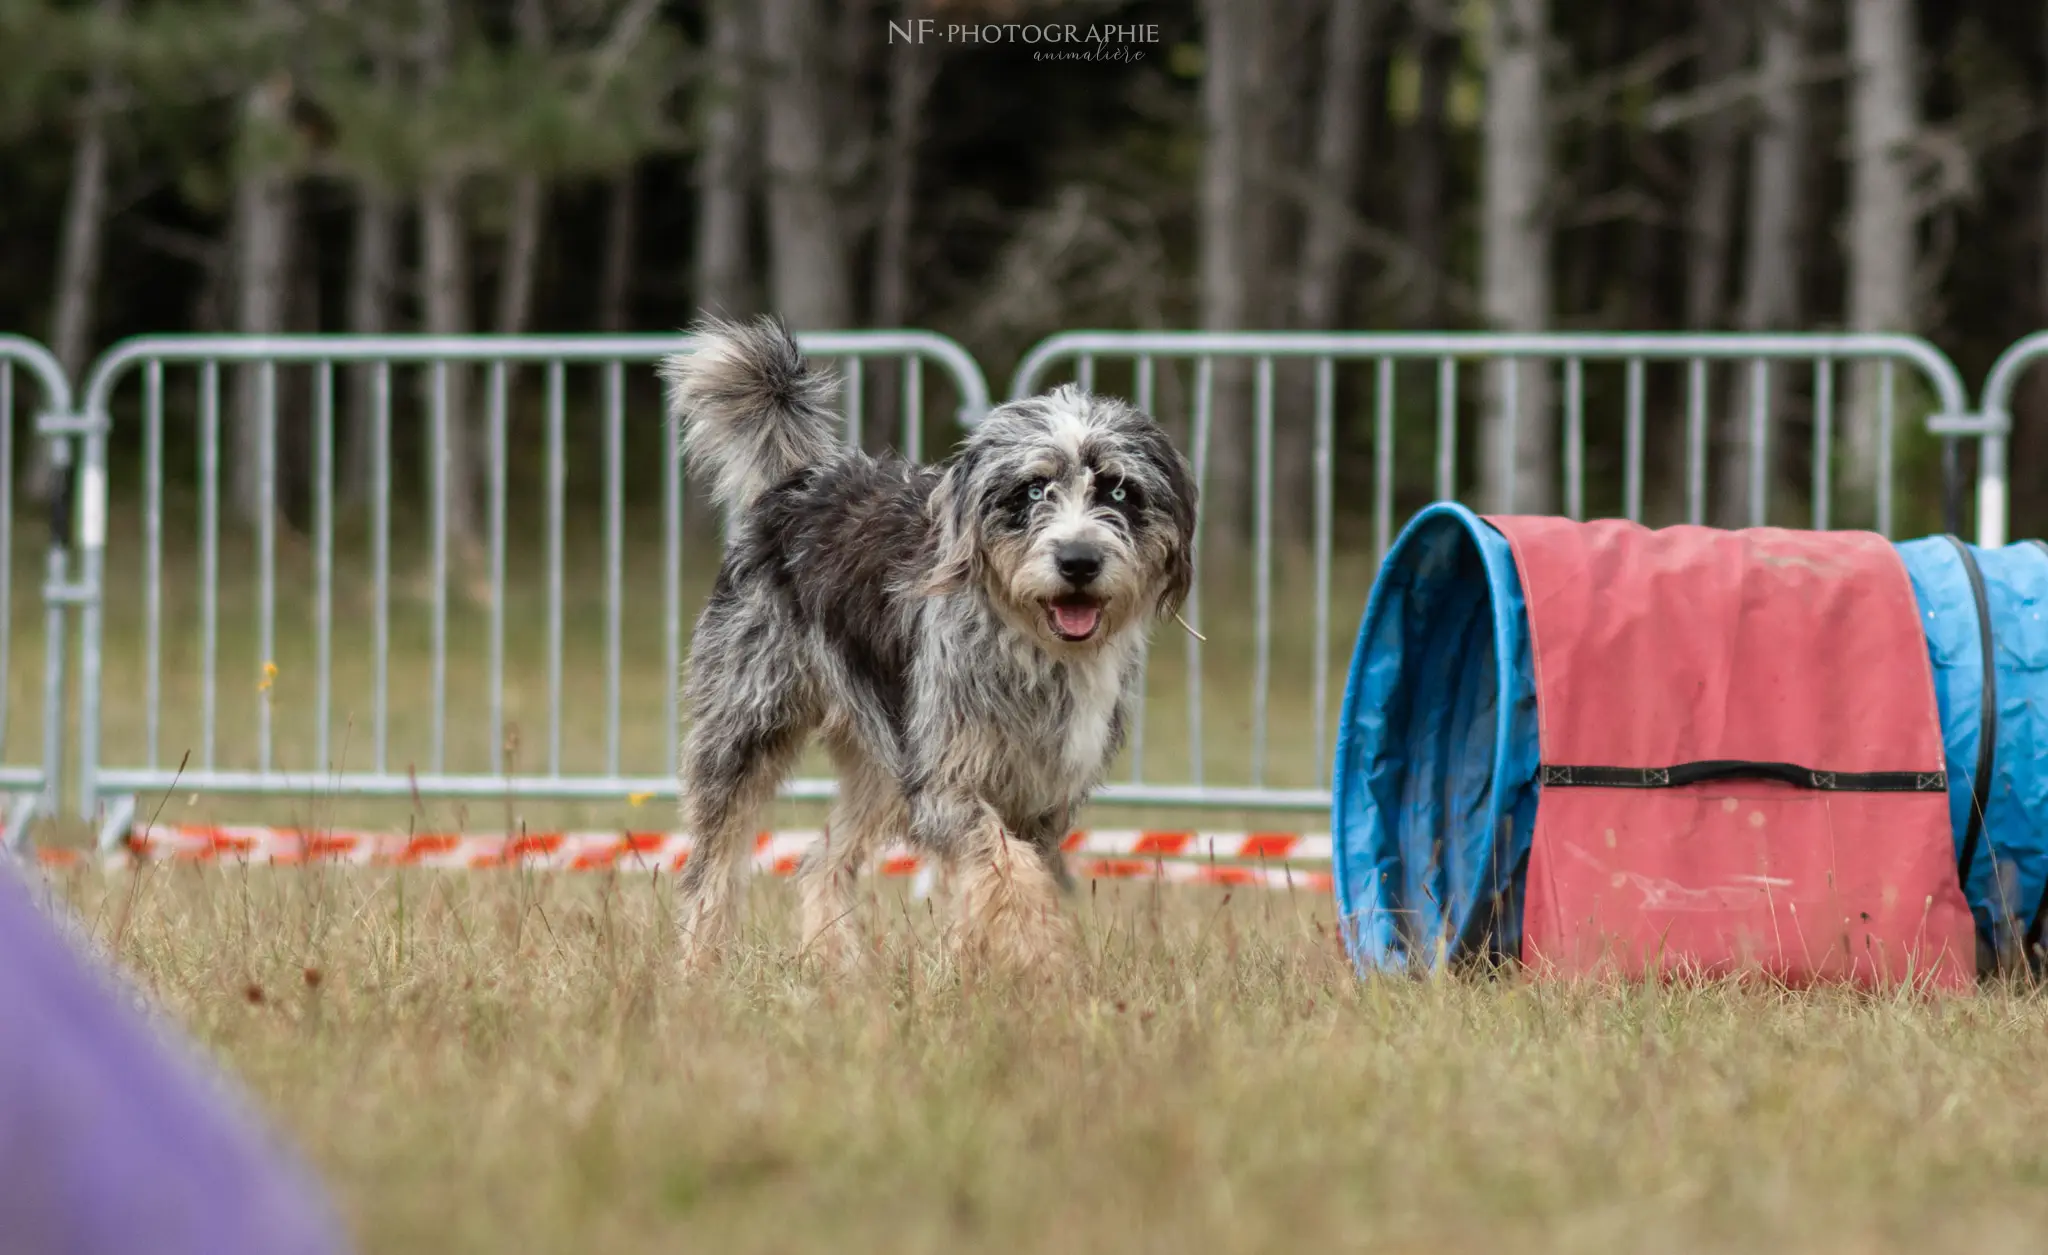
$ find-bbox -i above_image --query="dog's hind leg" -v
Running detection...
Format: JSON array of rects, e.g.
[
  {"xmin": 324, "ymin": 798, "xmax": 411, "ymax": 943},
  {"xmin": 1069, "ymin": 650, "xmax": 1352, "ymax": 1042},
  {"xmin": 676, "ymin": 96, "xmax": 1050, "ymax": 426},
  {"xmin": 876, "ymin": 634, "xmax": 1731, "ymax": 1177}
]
[
  {"xmin": 797, "ymin": 743, "xmax": 903, "ymax": 970},
  {"xmin": 1019, "ymin": 806, "xmax": 1077, "ymax": 895},
  {"xmin": 675, "ymin": 623, "xmax": 815, "ymax": 970}
]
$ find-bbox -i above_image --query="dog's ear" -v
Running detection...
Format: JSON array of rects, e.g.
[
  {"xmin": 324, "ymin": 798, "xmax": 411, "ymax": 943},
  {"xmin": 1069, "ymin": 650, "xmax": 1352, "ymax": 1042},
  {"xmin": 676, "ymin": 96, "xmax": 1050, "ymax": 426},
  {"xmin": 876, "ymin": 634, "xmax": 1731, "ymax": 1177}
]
[
  {"xmin": 1152, "ymin": 434, "xmax": 1199, "ymax": 619},
  {"xmin": 924, "ymin": 455, "xmax": 982, "ymax": 596}
]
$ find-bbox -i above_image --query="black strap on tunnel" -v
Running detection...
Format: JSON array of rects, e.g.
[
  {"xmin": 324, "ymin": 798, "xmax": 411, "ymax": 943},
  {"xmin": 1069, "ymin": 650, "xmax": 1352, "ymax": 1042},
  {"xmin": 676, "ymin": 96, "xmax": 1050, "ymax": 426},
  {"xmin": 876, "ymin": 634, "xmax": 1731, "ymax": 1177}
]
[
  {"xmin": 1538, "ymin": 761, "xmax": 1946, "ymax": 793},
  {"xmin": 1943, "ymin": 534, "xmax": 1998, "ymax": 889}
]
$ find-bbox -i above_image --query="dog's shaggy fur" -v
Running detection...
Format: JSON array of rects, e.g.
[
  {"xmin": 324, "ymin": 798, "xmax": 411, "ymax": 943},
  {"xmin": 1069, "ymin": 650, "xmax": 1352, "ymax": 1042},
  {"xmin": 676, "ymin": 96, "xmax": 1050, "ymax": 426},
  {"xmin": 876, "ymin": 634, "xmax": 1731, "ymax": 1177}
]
[{"xmin": 658, "ymin": 317, "xmax": 1197, "ymax": 971}]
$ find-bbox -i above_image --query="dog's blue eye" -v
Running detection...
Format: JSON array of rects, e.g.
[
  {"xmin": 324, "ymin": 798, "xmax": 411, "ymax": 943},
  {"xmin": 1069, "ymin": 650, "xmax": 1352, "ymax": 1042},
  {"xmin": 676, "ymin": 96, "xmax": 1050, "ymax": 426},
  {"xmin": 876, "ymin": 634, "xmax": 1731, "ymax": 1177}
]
[
  {"xmin": 1027, "ymin": 484, "xmax": 1045, "ymax": 502},
  {"xmin": 1110, "ymin": 485, "xmax": 1126, "ymax": 502}
]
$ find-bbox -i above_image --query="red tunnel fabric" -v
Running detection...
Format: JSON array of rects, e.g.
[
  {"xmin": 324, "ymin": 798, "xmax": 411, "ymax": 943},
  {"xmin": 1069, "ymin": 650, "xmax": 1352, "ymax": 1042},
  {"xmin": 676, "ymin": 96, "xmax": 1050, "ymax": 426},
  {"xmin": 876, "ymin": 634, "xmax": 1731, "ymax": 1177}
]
[{"xmin": 1486, "ymin": 517, "xmax": 1973, "ymax": 989}]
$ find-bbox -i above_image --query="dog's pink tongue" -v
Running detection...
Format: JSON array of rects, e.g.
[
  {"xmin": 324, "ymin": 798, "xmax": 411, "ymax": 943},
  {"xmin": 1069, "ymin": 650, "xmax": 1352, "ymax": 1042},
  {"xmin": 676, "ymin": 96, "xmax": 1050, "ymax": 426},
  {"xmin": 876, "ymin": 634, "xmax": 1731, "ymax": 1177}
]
[{"xmin": 1052, "ymin": 602, "xmax": 1101, "ymax": 638}]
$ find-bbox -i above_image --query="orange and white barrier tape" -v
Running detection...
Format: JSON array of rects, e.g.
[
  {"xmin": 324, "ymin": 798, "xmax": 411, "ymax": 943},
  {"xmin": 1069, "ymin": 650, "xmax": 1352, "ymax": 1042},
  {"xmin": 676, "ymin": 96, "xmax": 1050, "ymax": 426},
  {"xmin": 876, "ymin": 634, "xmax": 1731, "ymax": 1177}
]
[{"xmin": 31, "ymin": 825, "xmax": 1334, "ymax": 894}]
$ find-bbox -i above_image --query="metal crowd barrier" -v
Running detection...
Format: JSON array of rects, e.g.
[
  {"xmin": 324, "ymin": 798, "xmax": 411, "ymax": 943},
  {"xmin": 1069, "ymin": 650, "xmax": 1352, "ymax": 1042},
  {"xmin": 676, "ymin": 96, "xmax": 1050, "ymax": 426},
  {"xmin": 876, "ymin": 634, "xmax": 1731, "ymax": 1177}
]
[
  {"xmin": 68, "ymin": 333, "xmax": 988, "ymax": 848},
  {"xmin": 1012, "ymin": 331, "xmax": 1992, "ymax": 816},
  {"xmin": 1974, "ymin": 332, "xmax": 2048, "ymax": 549},
  {"xmin": 0, "ymin": 336, "xmax": 72, "ymax": 847},
  {"xmin": 0, "ymin": 327, "xmax": 2020, "ymax": 851}
]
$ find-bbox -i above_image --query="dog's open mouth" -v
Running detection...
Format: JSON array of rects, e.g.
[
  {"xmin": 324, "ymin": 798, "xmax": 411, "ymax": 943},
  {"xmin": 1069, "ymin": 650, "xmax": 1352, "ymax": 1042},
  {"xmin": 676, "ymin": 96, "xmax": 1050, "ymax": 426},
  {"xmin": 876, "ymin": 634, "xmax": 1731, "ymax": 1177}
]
[{"xmin": 1044, "ymin": 596, "xmax": 1104, "ymax": 642}]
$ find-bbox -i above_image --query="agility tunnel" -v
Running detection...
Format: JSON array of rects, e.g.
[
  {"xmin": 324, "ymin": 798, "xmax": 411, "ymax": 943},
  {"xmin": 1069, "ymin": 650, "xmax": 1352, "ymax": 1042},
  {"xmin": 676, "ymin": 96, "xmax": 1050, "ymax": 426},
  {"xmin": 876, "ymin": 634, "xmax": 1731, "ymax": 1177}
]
[{"xmin": 1333, "ymin": 504, "xmax": 2048, "ymax": 985}]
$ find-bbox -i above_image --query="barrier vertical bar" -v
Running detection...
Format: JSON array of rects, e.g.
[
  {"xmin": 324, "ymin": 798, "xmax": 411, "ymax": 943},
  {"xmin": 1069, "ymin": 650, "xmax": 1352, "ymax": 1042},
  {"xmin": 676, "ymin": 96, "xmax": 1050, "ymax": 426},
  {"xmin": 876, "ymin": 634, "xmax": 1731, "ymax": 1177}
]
[
  {"xmin": 547, "ymin": 361, "xmax": 565, "ymax": 775},
  {"xmin": 372, "ymin": 362, "xmax": 390, "ymax": 773},
  {"xmin": 46, "ymin": 413, "xmax": 70, "ymax": 820},
  {"xmin": 257, "ymin": 364, "xmax": 277, "ymax": 773},
  {"xmin": 1500, "ymin": 359, "xmax": 1520, "ymax": 513},
  {"xmin": 1436, "ymin": 358, "xmax": 1457, "ymax": 501},
  {"xmin": 1373, "ymin": 357, "xmax": 1393, "ymax": 561},
  {"xmin": 1624, "ymin": 358, "xmax": 1645, "ymax": 523},
  {"xmin": 1252, "ymin": 355, "xmax": 1273, "ymax": 787},
  {"xmin": 1129, "ymin": 355, "xmax": 1154, "ymax": 784},
  {"xmin": 488, "ymin": 363, "xmax": 508, "ymax": 774},
  {"xmin": 1686, "ymin": 358, "xmax": 1707, "ymax": 525},
  {"xmin": 1748, "ymin": 359, "xmax": 1769, "ymax": 528},
  {"xmin": 1812, "ymin": 359, "xmax": 1834, "ymax": 530},
  {"xmin": 314, "ymin": 364, "xmax": 334, "ymax": 774},
  {"xmin": 143, "ymin": 362, "xmax": 162, "ymax": 767},
  {"xmin": 902, "ymin": 355, "xmax": 923, "ymax": 462},
  {"xmin": 1564, "ymin": 358, "xmax": 1584, "ymax": 520},
  {"xmin": 664, "ymin": 370, "xmax": 682, "ymax": 777},
  {"xmin": 54, "ymin": 368, "xmax": 83, "ymax": 822},
  {"xmin": 429, "ymin": 363, "xmax": 447, "ymax": 774},
  {"xmin": 845, "ymin": 356, "xmax": 864, "ymax": 448},
  {"xmin": 1187, "ymin": 357, "xmax": 1211, "ymax": 786},
  {"xmin": 1978, "ymin": 421, "xmax": 2008, "ymax": 548},
  {"xmin": 605, "ymin": 361, "xmax": 624, "ymax": 778},
  {"xmin": 201, "ymin": 362, "xmax": 220, "ymax": 770},
  {"xmin": 1316, "ymin": 358, "xmax": 1338, "ymax": 786},
  {"xmin": 1876, "ymin": 362, "xmax": 1896, "ymax": 537}
]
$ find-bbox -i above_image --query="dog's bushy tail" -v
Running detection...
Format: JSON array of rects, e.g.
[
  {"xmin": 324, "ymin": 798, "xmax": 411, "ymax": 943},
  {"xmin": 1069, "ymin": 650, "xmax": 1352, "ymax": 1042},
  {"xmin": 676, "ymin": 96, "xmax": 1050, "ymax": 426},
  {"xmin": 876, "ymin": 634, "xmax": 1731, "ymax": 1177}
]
[{"xmin": 658, "ymin": 316, "xmax": 840, "ymax": 518}]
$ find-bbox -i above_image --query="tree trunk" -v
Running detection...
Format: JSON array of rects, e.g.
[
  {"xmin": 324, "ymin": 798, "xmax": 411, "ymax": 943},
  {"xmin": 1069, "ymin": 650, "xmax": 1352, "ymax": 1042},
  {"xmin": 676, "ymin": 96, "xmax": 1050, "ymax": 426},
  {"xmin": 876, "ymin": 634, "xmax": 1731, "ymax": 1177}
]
[
  {"xmin": 1197, "ymin": 0, "xmax": 1277, "ymax": 553},
  {"xmin": 2023, "ymin": 0, "xmax": 2048, "ymax": 532},
  {"xmin": 1562, "ymin": 0, "xmax": 1627, "ymax": 324},
  {"xmin": 502, "ymin": 178, "xmax": 547, "ymax": 337},
  {"xmin": 35, "ymin": 0, "xmax": 125, "ymax": 500},
  {"xmin": 1718, "ymin": 0, "xmax": 1812, "ymax": 527},
  {"xmin": 1684, "ymin": 0, "xmax": 1746, "ymax": 330},
  {"xmin": 1844, "ymin": 0, "xmax": 1919, "ymax": 508},
  {"xmin": 1480, "ymin": 0, "xmax": 1554, "ymax": 515},
  {"xmin": 279, "ymin": 222, "xmax": 322, "ymax": 528},
  {"xmin": 49, "ymin": 0, "xmax": 121, "ymax": 381},
  {"xmin": 416, "ymin": 0, "xmax": 479, "ymax": 561},
  {"xmin": 343, "ymin": 190, "xmax": 397, "ymax": 506},
  {"xmin": 869, "ymin": 14, "xmax": 935, "ymax": 453},
  {"xmin": 1401, "ymin": 8, "xmax": 1457, "ymax": 327},
  {"xmin": 1279, "ymin": 0, "xmax": 1380, "ymax": 543},
  {"xmin": 230, "ymin": 74, "xmax": 295, "ymax": 528},
  {"xmin": 1294, "ymin": 0, "xmax": 1378, "ymax": 331},
  {"xmin": 497, "ymin": 175, "xmax": 545, "ymax": 335},
  {"xmin": 497, "ymin": 0, "xmax": 549, "ymax": 338},
  {"xmin": 760, "ymin": 0, "xmax": 853, "ymax": 329},
  {"xmin": 693, "ymin": 0, "xmax": 756, "ymax": 317},
  {"xmin": 2025, "ymin": 3, "xmax": 2048, "ymax": 538},
  {"xmin": 598, "ymin": 167, "xmax": 637, "ymax": 332},
  {"xmin": 835, "ymin": 0, "xmax": 879, "ymax": 195},
  {"xmin": 420, "ymin": 174, "xmax": 479, "ymax": 553}
]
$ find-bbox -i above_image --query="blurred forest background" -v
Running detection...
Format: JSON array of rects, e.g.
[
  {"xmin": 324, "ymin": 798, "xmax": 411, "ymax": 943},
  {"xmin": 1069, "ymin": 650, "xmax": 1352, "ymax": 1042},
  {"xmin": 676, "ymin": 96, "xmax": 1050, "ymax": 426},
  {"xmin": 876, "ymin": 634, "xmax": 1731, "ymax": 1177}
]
[{"xmin": 0, "ymin": 0, "xmax": 2044, "ymax": 543}]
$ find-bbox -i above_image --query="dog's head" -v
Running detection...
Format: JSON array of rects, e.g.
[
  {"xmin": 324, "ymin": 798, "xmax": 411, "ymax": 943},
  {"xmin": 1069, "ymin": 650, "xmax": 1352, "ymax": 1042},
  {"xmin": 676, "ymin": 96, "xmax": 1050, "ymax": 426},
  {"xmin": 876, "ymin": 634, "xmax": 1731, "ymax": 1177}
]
[{"xmin": 927, "ymin": 385, "xmax": 1196, "ymax": 650}]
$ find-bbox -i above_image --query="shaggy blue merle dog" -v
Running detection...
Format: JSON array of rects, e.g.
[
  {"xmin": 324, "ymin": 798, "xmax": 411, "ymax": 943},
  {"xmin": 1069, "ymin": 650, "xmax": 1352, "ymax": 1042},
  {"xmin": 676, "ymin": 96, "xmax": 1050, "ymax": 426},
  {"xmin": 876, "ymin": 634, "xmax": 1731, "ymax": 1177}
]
[{"xmin": 658, "ymin": 318, "xmax": 1196, "ymax": 971}]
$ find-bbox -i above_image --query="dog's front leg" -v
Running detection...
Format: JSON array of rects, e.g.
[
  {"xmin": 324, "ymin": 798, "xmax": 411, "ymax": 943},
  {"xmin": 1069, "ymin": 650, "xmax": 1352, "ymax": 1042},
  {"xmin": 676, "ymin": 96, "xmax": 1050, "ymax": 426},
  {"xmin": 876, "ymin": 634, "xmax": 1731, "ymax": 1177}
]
[{"xmin": 911, "ymin": 791, "xmax": 1071, "ymax": 973}]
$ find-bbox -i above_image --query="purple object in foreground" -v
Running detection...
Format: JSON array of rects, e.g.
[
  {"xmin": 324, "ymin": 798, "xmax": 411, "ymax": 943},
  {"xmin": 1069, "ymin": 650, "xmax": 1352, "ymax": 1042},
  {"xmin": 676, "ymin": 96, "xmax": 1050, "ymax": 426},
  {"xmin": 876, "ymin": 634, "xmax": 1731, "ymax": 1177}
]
[{"xmin": 0, "ymin": 859, "xmax": 350, "ymax": 1255}]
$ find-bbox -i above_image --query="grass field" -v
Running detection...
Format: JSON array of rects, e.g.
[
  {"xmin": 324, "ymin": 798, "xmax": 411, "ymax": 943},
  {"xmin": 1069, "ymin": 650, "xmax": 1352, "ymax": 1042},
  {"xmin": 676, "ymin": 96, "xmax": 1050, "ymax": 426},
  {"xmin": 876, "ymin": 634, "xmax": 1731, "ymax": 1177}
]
[
  {"xmin": 20, "ymin": 500, "xmax": 2048, "ymax": 1253},
  {"xmin": 41, "ymin": 865, "xmax": 2048, "ymax": 1255}
]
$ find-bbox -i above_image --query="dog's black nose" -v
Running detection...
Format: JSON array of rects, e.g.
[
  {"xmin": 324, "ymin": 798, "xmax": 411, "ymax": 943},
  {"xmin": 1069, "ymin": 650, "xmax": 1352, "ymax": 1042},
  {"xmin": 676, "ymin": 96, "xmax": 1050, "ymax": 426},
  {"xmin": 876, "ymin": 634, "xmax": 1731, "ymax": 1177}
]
[{"xmin": 1055, "ymin": 543, "xmax": 1103, "ymax": 586}]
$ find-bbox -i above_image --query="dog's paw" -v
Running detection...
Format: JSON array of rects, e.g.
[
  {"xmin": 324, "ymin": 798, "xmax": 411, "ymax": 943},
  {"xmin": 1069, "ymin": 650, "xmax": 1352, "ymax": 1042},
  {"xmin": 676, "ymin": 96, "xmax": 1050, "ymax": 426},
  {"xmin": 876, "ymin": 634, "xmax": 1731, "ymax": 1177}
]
[
  {"xmin": 949, "ymin": 840, "xmax": 1074, "ymax": 975},
  {"xmin": 674, "ymin": 896, "xmax": 742, "ymax": 975},
  {"xmin": 800, "ymin": 915, "xmax": 875, "ymax": 977},
  {"xmin": 676, "ymin": 927, "xmax": 728, "ymax": 975}
]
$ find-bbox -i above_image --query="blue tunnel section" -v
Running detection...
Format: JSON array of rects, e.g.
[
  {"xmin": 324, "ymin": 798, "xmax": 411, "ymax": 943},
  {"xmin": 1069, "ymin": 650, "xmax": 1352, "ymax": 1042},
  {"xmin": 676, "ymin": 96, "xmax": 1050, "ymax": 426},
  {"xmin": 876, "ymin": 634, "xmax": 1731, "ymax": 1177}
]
[
  {"xmin": 1332, "ymin": 514, "xmax": 2048, "ymax": 976},
  {"xmin": 1895, "ymin": 537, "xmax": 2048, "ymax": 960},
  {"xmin": 1332, "ymin": 504, "xmax": 1540, "ymax": 971}
]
